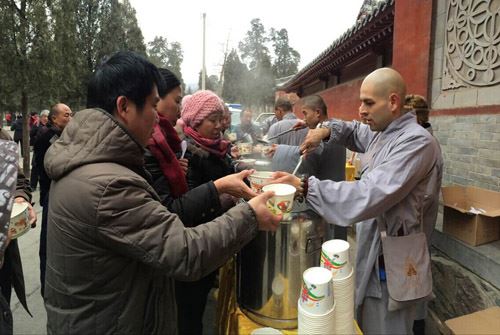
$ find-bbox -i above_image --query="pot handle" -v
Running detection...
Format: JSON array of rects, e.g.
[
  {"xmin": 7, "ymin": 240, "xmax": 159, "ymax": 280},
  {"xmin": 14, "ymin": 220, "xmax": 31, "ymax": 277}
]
[{"xmin": 305, "ymin": 235, "xmax": 324, "ymax": 254}]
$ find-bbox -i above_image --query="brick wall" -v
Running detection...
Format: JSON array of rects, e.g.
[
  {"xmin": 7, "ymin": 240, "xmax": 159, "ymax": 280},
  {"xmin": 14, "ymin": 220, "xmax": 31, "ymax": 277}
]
[{"xmin": 433, "ymin": 114, "xmax": 500, "ymax": 191}]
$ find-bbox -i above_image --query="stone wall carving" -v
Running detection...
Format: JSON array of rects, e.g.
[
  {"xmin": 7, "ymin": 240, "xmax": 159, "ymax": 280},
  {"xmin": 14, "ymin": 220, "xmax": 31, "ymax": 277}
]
[{"xmin": 444, "ymin": 0, "xmax": 500, "ymax": 89}]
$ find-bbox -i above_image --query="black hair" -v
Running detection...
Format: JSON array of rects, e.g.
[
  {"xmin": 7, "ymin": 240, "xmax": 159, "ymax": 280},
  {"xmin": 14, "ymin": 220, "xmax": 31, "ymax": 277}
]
[
  {"xmin": 274, "ymin": 97, "xmax": 292, "ymax": 112},
  {"xmin": 158, "ymin": 68, "xmax": 181, "ymax": 97},
  {"xmin": 86, "ymin": 51, "xmax": 163, "ymax": 114},
  {"xmin": 240, "ymin": 109, "xmax": 252, "ymax": 118},
  {"xmin": 301, "ymin": 95, "xmax": 327, "ymax": 116}
]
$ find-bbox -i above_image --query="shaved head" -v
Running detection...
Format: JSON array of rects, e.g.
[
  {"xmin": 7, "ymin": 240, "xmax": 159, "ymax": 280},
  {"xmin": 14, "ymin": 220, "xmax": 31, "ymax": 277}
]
[
  {"xmin": 358, "ymin": 68, "xmax": 408, "ymax": 131},
  {"xmin": 363, "ymin": 67, "xmax": 406, "ymax": 103}
]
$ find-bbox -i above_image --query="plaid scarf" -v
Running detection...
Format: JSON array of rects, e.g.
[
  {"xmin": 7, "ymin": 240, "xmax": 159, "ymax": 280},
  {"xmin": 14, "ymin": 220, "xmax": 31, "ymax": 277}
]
[
  {"xmin": 183, "ymin": 126, "xmax": 230, "ymax": 159},
  {"xmin": 147, "ymin": 115, "xmax": 188, "ymax": 198}
]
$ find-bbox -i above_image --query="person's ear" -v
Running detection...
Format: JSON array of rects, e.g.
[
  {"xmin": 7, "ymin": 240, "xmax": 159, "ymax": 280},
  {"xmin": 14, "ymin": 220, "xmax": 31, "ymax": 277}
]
[
  {"xmin": 115, "ymin": 96, "xmax": 129, "ymax": 122},
  {"xmin": 389, "ymin": 93, "xmax": 400, "ymax": 113}
]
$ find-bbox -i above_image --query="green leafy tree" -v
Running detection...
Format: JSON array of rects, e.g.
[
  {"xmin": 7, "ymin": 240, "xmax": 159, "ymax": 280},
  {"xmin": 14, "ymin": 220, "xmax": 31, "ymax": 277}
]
[
  {"xmin": 197, "ymin": 72, "xmax": 219, "ymax": 92},
  {"xmin": 0, "ymin": 0, "xmax": 53, "ymax": 173},
  {"xmin": 147, "ymin": 37, "xmax": 184, "ymax": 84},
  {"xmin": 221, "ymin": 49, "xmax": 248, "ymax": 103},
  {"xmin": 51, "ymin": 0, "xmax": 87, "ymax": 107},
  {"xmin": 239, "ymin": 18, "xmax": 275, "ymax": 109},
  {"xmin": 121, "ymin": 0, "xmax": 146, "ymax": 55},
  {"xmin": 239, "ymin": 18, "xmax": 270, "ymax": 71},
  {"xmin": 270, "ymin": 28, "xmax": 300, "ymax": 78},
  {"xmin": 95, "ymin": 0, "xmax": 146, "ymax": 64},
  {"xmin": 148, "ymin": 36, "xmax": 169, "ymax": 68},
  {"xmin": 166, "ymin": 41, "xmax": 183, "ymax": 82},
  {"xmin": 76, "ymin": 0, "xmax": 106, "ymax": 72}
]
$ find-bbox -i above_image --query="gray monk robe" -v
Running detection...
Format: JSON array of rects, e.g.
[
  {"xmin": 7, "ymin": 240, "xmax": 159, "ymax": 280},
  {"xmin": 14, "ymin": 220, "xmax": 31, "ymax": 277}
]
[{"xmin": 305, "ymin": 112, "xmax": 443, "ymax": 334}]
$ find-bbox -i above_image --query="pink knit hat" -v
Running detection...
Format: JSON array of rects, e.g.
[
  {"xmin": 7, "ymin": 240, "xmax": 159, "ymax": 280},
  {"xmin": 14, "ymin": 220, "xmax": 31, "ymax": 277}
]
[{"xmin": 181, "ymin": 90, "xmax": 225, "ymax": 128}]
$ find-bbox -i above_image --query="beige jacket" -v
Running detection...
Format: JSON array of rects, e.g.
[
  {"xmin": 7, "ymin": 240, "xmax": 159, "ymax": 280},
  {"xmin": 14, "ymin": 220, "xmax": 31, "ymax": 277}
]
[{"xmin": 43, "ymin": 108, "xmax": 258, "ymax": 334}]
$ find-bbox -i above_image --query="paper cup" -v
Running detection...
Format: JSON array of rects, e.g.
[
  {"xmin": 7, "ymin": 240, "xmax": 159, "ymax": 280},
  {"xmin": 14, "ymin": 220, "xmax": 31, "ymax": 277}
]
[
  {"xmin": 298, "ymin": 300, "xmax": 336, "ymax": 334},
  {"xmin": 249, "ymin": 171, "xmax": 274, "ymax": 193},
  {"xmin": 9, "ymin": 202, "xmax": 30, "ymax": 239},
  {"xmin": 262, "ymin": 183, "xmax": 296, "ymax": 220},
  {"xmin": 251, "ymin": 328, "xmax": 283, "ymax": 335},
  {"xmin": 299, "ymin": 267, "xmax": 334, "ymax": 315},
  {"xmin": 321, "ymin": 239, "xmax": 352, "ymax": 280}
]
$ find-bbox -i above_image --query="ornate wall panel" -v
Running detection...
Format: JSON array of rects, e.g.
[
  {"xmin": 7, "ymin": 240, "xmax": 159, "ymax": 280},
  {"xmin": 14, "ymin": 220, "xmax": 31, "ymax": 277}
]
[{"xmin": 443, "ymin": 0, "xmax": 500, "ymax": 89}]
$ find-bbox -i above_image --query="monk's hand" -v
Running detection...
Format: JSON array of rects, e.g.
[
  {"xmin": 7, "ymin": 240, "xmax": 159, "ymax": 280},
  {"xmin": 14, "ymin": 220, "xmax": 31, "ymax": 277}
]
[
  {"xmin": 248, "ymin": 191, "xmax": 281, "ymax": 231},
  {"xmin": 300, "ymin": 127, "xmax": 331, "ymax": 156},
  {"xmin": 292, "ymin": 120, "xmax": 307, "ymax": 130},
  {"xmin": 265, "ymin": 144, "xmax": 278, "ymax": 158},
  {"xmin": 270, "ymin": 171, "xmax": 302, "ymax": 194},
  {"xmin": 15, "ymin": 197, "xmax": 37, "ymax": 228},
  {"xmin": 214, "ymin": 170, "xmax": 258, "ymax": 200}
]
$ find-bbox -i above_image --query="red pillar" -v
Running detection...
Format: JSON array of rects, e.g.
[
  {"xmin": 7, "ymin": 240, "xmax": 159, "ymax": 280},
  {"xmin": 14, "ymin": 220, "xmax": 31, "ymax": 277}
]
[{"xmin": 392, "ymin": 0, "xmax": 434, "ymax": 97}]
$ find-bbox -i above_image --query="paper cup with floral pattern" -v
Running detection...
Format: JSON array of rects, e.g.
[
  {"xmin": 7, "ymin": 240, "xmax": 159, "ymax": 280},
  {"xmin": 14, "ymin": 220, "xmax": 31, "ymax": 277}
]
[
  {"xmin": 320, "ymin": 239, "xmax": 352, "ymax": 280},
  {"xmin": 299, "ymin": 267, "xmax": 334, "ymax": 315},
  {"xmin": 249, "ymin": 171, "xmax": 274, "ymax": 193},
  {"xmin": 262, "ymin": 183, "xmax": 295, "ymax": 220},
  {"xmin": 9, "ymin": 202, "xmax": 30, "ymax": 239}
]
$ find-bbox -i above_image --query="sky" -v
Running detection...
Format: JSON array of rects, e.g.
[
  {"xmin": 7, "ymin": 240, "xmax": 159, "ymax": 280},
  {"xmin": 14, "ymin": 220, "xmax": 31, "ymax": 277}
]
[{"xmin": 128, "ymin": 0, "xmax": 365, "ymax": 87}]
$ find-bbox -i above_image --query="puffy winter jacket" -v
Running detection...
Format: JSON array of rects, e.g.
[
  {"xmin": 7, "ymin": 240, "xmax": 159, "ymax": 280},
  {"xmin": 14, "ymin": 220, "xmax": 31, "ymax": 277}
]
[{"xmin": 43, "ymin": 108, "xmax": 258, "ymax": 334}]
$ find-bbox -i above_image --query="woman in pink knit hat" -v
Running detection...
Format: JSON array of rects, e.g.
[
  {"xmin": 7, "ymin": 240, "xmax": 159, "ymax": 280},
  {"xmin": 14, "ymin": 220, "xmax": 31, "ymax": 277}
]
[{"xmin": 177, "ymin": 90, "xmax": 236, "ymax": 335}]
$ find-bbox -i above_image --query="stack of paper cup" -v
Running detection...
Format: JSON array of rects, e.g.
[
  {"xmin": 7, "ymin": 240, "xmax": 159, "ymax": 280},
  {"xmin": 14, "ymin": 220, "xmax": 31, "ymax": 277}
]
[
  {"xmin": 297, "ymin": 267, "xmax": 335, "ymax": 334},
  {"xmin": 332, "ymin": 269, "xmax": 355, "ymax": 334},
  {"xmin": 320, "ymin": 239, "xmax": 352, "ymax": 280},
  {"xmin": 320, "ymin": 239, "xmax": 355, "ymax": 334}
]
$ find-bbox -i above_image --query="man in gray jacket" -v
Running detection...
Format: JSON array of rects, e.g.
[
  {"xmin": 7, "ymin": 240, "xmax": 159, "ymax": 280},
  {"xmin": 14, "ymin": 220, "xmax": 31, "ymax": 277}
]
[
  {"xmin": 43, "ymin": 51, "xmax": 281, "ymax": 334},
  {"xmin": 273, "ymin": 68, "xmax": 443, "ymax": 334}
]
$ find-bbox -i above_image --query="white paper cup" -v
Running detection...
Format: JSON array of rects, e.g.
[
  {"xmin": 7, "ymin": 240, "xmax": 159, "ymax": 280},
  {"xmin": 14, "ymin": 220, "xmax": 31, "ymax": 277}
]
[
  {"xmin": 9, "ymin": 202, "xmax": 30, "ymax": 239},
  {"xmin": 299, "ymin": 267, "xmax": 334, "ymax": 315},
  {"xmin": 251, "ymin": 328, "xmax": 283, "ymax": 335},
  {"xmin": 321, "ymin": 239, "xmax": 352, "ymax": 280},
  {"xmin": 248, "ymin": 171, "xmax": 274, "ymax": 193},
  {"xmin": 262, "ymin": 183, "xmax": 296, "ymax": 220},
  {"xmin": 298, "ymin": 301, "xmax": 336, "ymax": 334}
]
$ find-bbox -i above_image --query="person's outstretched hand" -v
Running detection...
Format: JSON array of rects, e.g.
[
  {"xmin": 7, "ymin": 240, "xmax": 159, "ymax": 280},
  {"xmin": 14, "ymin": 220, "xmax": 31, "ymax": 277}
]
[
  {"xmin": 214, "ymin": 169, "xmax": 258, "ymax": 200},
  {"xmin": 248, "ymin": 191, "xmax": 282, "ymax": 231},
  {"xmin": 270, "ymin": 171, "xmax": 302, "ymax": 194},
  {"xmin": 300, "ymin": 128, "xmax": 331, "ymax": 156}
]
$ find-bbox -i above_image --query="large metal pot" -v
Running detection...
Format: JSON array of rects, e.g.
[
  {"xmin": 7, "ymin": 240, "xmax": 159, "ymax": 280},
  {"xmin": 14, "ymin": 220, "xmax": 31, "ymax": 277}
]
[{"xmin": 237, "ymin": 205, "xmax": 328, "ymax": 329}]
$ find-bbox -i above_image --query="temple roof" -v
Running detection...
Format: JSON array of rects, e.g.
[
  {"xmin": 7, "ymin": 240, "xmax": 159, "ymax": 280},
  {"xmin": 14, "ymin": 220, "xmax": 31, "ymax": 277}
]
[{"xmin": 279, "ymin": 0, "xmax": 395, "ymax": 92}]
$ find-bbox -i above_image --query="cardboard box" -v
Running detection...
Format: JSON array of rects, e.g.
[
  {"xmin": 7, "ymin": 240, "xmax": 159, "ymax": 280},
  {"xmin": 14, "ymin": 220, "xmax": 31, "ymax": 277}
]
[
  {"xmin": 441, "ymin": 186, "xmax": 500, "ymax": 246},
  {"xmin": 445, "ymin": 306, "xmax": 500, "ymax": 334}
]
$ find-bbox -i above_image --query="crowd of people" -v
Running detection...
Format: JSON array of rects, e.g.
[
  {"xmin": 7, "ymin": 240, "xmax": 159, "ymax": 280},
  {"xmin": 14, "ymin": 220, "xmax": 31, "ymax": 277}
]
[{"xmin": 0, "ymin": 51, "xmax": 442, "ymax": 335}]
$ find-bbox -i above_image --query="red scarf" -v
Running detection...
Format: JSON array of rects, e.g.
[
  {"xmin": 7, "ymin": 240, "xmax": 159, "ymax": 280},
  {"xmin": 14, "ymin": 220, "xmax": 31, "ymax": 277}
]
[
  {"xmin": 184, "ymin": 126, "xmax": 230, "ymax": 159},
  {"xmin": 147, "ymin": 115, "xmax": 188, "ymax": 197}
]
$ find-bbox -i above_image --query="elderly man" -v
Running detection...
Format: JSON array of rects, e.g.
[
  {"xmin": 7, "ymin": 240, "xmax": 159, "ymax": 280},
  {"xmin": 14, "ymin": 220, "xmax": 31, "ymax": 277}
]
[
  {"xmin": 233, "ymin": 109, "xmax": 260, "ymax": 143},
  {"xmin": 267, "ymin": 97, "xmax": 308, "ymax": 146},
  {"xmin": 274, "ymin": 68, "xmax": 443, "ymax": 334},
  {"xmin": 43, "ymin": 51, "xmax": 280, "ymax": 334},
  {"xmin": 33, "ymin": 103, "xmax": 72, "ymax": 297}
]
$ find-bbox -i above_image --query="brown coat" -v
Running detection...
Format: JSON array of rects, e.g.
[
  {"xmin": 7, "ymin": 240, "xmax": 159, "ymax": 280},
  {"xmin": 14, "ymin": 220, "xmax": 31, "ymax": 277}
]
[{"xmin": 43, "ymin": 108, "xmax": 258, "ymax": 334}]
